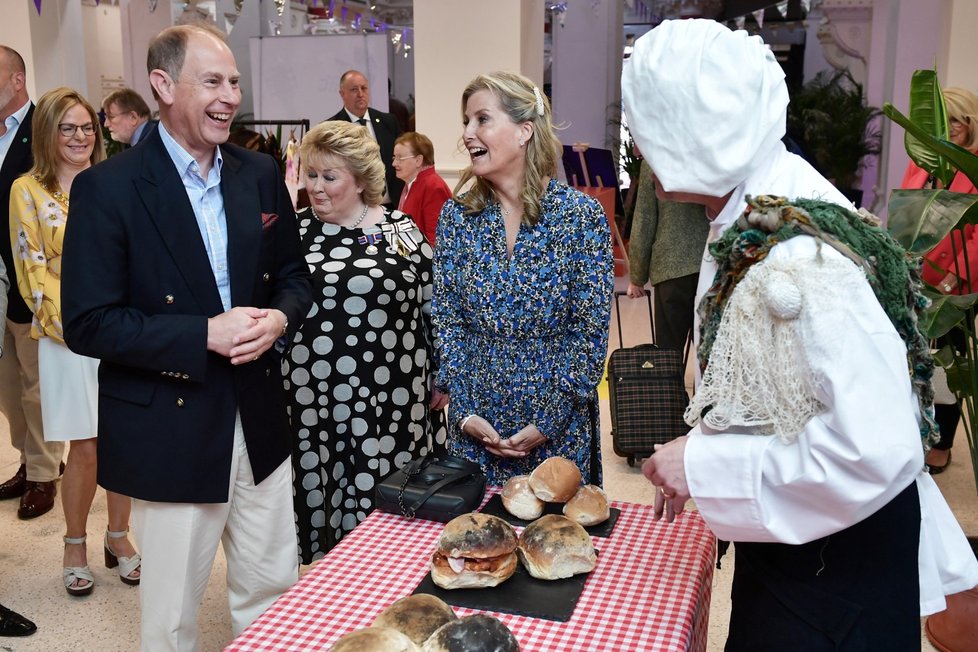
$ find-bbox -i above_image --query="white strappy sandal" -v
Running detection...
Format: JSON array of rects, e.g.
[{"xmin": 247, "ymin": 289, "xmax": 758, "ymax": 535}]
[
  {"xmin": 104, "ymin": 529, "xmax": 141, "ymax": 586},
  {"xmin": 63, "ymin": 535, "xmax": 95, "ymax": 597}
]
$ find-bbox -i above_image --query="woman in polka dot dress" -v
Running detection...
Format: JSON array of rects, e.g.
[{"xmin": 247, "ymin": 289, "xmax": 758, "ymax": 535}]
[
  {"xmin": 285, "ymin": 121, "xmax": 446, "ymax": 563},
  {"xmin": 432, "ymin": 72, "xmax": 614, "ymax": 486}
]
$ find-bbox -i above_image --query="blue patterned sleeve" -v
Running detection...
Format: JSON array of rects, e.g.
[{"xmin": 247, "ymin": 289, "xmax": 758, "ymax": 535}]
[
  {"xmin": 431, "ymin": 200, "xmax": 476, "ymax": 422},
  {"xmin": 531, "ymin": 192, "xmax": 614, "ymax": 439}
]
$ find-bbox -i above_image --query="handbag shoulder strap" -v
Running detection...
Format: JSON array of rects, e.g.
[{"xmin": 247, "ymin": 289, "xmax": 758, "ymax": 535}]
[{"xmin": 401, "ymin": 468, "xmax": 474, "ymax": 518}]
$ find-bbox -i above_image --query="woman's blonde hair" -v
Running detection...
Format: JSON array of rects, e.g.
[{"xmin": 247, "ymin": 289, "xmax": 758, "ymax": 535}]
[
  {"xmin": 455, "ymin": 71, "xmax": 560, "ymax": 225},
  {"xmin": 29, "ymin": 87, "xmax": 105, "ymax": 190},
  {"xmin": 944, "ymin": 87, "xmax": 978, "ymax": 151},
  {"xmin": 299, "ymin": 120, "xmax": 386, "ymax": 206}
]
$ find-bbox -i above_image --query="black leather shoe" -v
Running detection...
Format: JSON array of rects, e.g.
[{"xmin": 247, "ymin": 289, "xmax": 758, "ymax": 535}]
[
  {"xmin": 17, "ymin": 480, "xmax": 57, "ymax": 519},
  {"xmin": 0, "ymin": 465, "xmax": 27, "ymax": 500},
  {"xmin": 0, "ymin": 603, "xmax": 37, "ymax": 637}
]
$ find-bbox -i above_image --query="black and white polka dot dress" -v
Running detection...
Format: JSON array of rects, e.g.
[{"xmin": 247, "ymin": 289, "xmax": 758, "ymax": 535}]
[{"xmin": 285, "ymin": 207, "xmax": 445, "ymax": 563}]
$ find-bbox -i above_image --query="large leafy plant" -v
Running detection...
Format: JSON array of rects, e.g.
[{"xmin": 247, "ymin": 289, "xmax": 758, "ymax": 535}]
[
  {"xmin": 885, "ymin": 70, "xmax": 978, "ymax": 495},
  {"xmin": 787, "ymin": 70, "xmax": 883, "ymax": 191}
]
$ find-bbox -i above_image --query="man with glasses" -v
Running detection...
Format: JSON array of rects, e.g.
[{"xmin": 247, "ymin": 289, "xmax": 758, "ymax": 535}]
[
  {"xmin": 101, "ymin": 87, "xmax": 157, "ymax": 147},
  {"xmin": 327, "ymin": 70, "xmax": 402, "ymax": 207},
  {"xmin": 0, "ymin": 44, "xmax": 64, "ymax": 522}
]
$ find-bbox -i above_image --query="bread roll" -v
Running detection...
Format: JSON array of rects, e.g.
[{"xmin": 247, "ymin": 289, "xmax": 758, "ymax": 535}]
[
  {"xmin": 501, "ymin": 475, "xmax": 544, "ymax": 520},
  {"xmin": 430, "ymin": 513, "xmax": 518, "ymax": 589},
  {"xmin": 430, "ymin": 550, "xmax": 517, "ymax": 589},
  {"xmin": 330, "ymin": 626, "xmax": 421, "ymax": 652},
  {"xmin": 528, "ymin": 457, "xmax": 582, "ymax": 502},
  {"xmin": 423, "ymin": 614, "xmax": 520, "ymax": 652},
  {"xmin": 517, "ymin": 514, "xmax": 597, "ymax": 580},
  {"xmin": 562, "ymin": 485, "xmax": 610, "ymax": 526},
  {"xmin": 373, "ymin": 594, "xmax": 457, "ymax": 645}
]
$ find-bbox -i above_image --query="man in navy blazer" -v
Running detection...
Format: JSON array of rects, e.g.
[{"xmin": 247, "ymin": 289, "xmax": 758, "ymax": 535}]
[
  {"xmin": 101, "ymin": 87, "xmax": 158, "ymax": 147},
  {"xmin": 327, "ymin": 69, "xmax": 403, "ymax": 207},
  {"xmin": 0, "ymin": 44, "xmax": 64, "ymax": 521},
  {"xmin": 62, "ymin": 24, "xmax": 311, "ymax": 650}
]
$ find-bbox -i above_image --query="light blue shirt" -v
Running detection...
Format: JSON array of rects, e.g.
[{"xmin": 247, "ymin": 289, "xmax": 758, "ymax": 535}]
[
  {"xmin": 0, "ymin": 99, "xmax": 31, "ymax": 167},
  {"xmin": 158, "ymin": 121, "xmax": 231, "ymax": 311}
]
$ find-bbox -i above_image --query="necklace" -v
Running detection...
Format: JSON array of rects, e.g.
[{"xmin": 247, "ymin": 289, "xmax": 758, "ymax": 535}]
[
  {"xmin": 310, "ymin": 203, "xmax": 369, "ymax": 229},
  {"xmin": 32, "ymin": 174, "xmax": 69, "ymax": 208}
]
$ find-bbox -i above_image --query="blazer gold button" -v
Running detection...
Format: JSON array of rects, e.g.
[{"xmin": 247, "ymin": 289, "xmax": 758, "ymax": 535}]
[
  {"xmin": 262, "ymin": 272, "xmax": 270, "ymax": 282},
  {"xmin": 176, "ymin": 398, "xmax": 185, "ymax": 407},
  {"xmin": 165, "ymin": 294, "xmax": 174, "ymax": 304}
]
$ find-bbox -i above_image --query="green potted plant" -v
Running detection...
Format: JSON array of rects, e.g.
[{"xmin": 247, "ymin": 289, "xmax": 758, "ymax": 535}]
[
  {"xmin": 884, "ymin": 71, "xmax": 978, "ymax": 651},
  {"xmin": 787, "ymin": 69, "xmax": 883, "ymax": 205}
]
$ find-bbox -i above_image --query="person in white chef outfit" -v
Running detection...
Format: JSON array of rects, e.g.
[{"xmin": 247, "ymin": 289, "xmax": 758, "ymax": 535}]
[{"xmin": 623, "ymin": 18, "xmax": 978, "ymax": 651}]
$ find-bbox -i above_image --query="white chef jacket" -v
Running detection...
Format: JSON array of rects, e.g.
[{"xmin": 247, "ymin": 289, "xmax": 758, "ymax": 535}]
[{"xmin": 685, "ymin": 144, "xmax": 978, "ymax": 615}]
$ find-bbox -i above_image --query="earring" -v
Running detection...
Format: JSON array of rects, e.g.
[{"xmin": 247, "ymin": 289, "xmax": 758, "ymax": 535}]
[{"xmin": 519, "ymin": 138, "xmax": 525, "ymax": 147}]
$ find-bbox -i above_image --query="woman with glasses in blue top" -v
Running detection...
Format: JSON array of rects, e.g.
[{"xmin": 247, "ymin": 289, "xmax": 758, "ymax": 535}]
[{"xmin": 10, "ymin": 87, "xmax": 140, "ymax": 597}]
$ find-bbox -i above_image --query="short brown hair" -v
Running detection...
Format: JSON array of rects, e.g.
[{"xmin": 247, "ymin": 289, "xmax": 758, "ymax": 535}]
[
  {"xmin": 394, "ymin": 132, "xmax": 435, "ymax": 166},
  {"xmin": 147, "ymin": 24, "xmax": 227, "ymax": 101},
  {"xmin": 102, "ymin": 88, "xmax": 151, "ymax": 119},
  {"xmin": 29, "ymin": 87, "xmax": 105, "ymax": 190},
  {"xmin": 300, "ymin": 121, "xmax": 386, "ymax": 206}
]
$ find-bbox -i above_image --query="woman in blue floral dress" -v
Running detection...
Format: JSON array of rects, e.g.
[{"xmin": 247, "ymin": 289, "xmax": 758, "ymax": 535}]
[{"xmin": 432, "ymin": 71, "xmax": 614, "ymax": 486}]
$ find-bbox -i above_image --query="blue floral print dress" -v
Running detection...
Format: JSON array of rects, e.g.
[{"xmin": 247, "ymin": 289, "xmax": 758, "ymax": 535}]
[{"xmin": 432, "ymin": 179, "xmax": 614, "ymax": 485}]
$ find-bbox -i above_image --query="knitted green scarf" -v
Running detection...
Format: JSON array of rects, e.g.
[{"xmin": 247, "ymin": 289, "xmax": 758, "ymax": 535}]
[{"xmin": 697, "ymin": 195, "xmax": 939, "ymax": 449}]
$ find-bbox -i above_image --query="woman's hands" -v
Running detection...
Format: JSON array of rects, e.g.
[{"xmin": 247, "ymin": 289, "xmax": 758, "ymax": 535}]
[{"xmin": 460, "ymin": 416, "xmax": 547, "ymax": 458}]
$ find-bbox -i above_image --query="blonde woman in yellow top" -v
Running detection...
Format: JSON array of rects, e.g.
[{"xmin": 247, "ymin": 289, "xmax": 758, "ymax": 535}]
[{"xmin": 10, "ymin": 87, "xmax": 140, "ymax": 596}]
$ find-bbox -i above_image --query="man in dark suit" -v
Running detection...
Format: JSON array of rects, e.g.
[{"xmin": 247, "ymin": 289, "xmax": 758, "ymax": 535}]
[
  {"xmin": 327, "ymin": 69, "xmax": 403, "ymax": 207},
  {"xmin": 62, "ymin": 24, "xmax": 311, "ymax": 650},
  {"xmin": 0, "ymin": 44, "xmax": 63, "ymax": 520},
  {"xmin": 101, "ymin": 87, "xmax": 158, "ymax": 146}
]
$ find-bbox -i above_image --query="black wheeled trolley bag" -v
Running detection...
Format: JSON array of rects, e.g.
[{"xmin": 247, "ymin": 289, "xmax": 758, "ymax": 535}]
[{"xmin": 607, "ymin": 290, "xmax": 689, "ymax": 467}]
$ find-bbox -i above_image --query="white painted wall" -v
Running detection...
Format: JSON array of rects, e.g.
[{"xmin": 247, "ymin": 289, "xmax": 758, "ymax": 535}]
[
  {"xmin": 551, "ymin": 0, "xmax": 623, "ymax": 153},
  {"xmin": 413, "ymin": 0, "xmax": 544, "ymax": 188}
]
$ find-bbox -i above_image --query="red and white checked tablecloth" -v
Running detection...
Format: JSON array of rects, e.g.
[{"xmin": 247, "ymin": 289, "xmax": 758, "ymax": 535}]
[{"xmin": 226, "ymin": 497, "xmax": 716, "ymax": 652}]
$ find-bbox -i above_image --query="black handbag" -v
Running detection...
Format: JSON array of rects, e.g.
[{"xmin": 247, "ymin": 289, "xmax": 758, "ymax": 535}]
[{"xmin": 375, "ymin": 454, "xmax": 486, "ymax": 522}]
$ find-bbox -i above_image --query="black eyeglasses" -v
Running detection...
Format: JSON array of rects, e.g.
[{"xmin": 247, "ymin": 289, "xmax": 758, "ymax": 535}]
[{"xmin": 58, "ymin": 123, "xmax": 96, "ymax": 137}]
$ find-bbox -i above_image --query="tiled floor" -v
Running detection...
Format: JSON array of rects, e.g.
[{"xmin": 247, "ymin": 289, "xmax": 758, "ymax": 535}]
[{"xmin": 0, "ymin": 284, "xmax": 975, "ymax": 650}]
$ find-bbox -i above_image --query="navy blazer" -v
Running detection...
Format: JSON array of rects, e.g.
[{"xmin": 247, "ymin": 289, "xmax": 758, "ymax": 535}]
[
  {"xmin": 327, "ymin": 106, "xmax": 403, "ymax": 207},
  {"xmin": 62, "ymin": 127, "xmax": 312, "ymax": 503},
  {"xmin": 0, "ymin": 104, "xmax": 34, "ymax": 324},
  {"xmin": 132, "ymin": 119, "xmax": 158, "ymax": 145}
]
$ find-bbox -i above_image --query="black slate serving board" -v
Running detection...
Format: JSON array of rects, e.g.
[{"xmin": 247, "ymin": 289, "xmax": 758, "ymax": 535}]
[
  {"xmin": 479, "ymin": 494, "xmax": 621, "ymax": 537},
  {"xmin": 413, "ymin": 555, "xmax": 594, "ymax": 622}
]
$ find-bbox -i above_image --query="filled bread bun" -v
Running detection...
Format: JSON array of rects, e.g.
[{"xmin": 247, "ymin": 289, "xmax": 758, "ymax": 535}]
[
  {"xmin": 430, "ymin": 513, "xmax": 518, "ymax": 589},
  {"xmin": 501, "ymin": 475, "xmax": 544, "ymax": 520},
  {"xmin": 562, "ymin": 485, "xmax": 610, "ymax": 526},
  {"xmin": 517, "ymin": 514, "xmax": 597, "ymax": 580},
  {"xmin": 330, "ymin": 626, "xmax": 421, "ymax": 651},
  {"xmin": 528, "ymin": 457, "xmax": 582, "ymax": 502},
  {"xmin": 423, "ymin": 614, "xmax": 520, "ymax": 652},
  {"xmin": 373, "ymin": 594, "xmax": 457, "ymax": 645}
]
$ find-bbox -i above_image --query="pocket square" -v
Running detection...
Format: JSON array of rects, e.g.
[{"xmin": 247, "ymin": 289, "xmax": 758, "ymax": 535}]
[{"xmin": 261, "ymin": 212, "xmax": 278, "ymax": 230}]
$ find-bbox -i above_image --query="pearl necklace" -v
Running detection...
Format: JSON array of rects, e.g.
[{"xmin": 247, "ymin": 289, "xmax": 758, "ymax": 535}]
[{"xmin": 311, "ymin": 203, "xmax": 369, "ymax": 229}]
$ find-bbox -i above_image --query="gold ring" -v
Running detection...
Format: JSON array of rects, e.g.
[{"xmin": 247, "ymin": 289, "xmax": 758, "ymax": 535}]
[{"xmin": 660, "ymin": 488, "xmax": 675, "ymax": 499}]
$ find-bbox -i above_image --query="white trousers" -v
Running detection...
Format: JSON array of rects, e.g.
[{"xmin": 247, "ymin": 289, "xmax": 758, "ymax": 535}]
[{"xmin": 132, "ymin": 416, "xmax": 298, "ymax": 652}]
